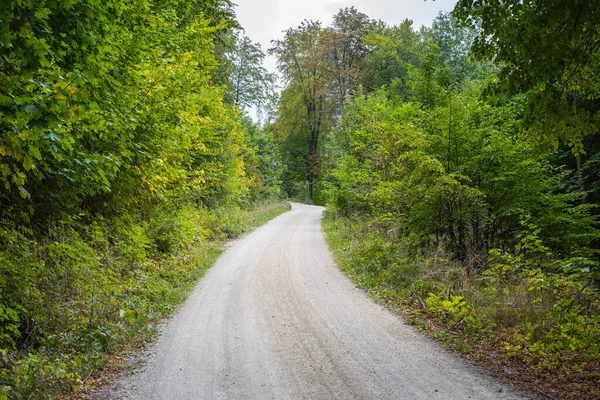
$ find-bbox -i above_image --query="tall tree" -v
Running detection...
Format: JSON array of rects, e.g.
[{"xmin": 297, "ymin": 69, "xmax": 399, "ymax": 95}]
[
  {"xmin": 226, "ymin": 35, "xmax": 277, "ymax": 118},
  {"xmin": 359, "ymin": 19, "xmax": 421, "ymax": 97},
  {"xmin": 0, "ymin": 0, "xmax": 251, "ymax": 221},
  {"xmin": 320, "ymin": 7, "xmax": 375, "ymax": 110},
  {"xmin": 270, "ymin": 20, "xmax": 329, "ymax": 200}
]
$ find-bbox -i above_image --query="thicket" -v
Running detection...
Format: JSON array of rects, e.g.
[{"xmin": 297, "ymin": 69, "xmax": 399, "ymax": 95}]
[
  {"xmin": 271, "ymin": 4, "xmax": 600, "ymax": 399},
  {"xmin": 0, "ymin": 1, "xmax": 283, "ymax": 398}
]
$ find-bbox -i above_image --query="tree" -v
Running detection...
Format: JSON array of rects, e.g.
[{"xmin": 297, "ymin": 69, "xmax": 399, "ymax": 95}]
[
  {"xmin": 360, "ymin": 19, "xmax": 421, "ymax": 98},
  {"xmin": 0, "ymin": 0, "xmax": 253, "ymax": 220},
  {"xmin": 424, "ymin": 12, "xmax": 495, "ymax": 91},
  {"xmin": 225, "ymin": 35, "xmax": 277, "ymax": 118},
  {"xmin": 270, "ymin": 20, "xmax": 330, "ymax": 200},
  {"xmin": 453, "ymin": 0, "xmax": 600, "ymax": 159},
  {"xmin": 320, "ymin": 7, "xmax": 375, "ymax": 110},
  {"xmin": 241, "ymin": 117, "xmax": 283, "ymax": 200}
]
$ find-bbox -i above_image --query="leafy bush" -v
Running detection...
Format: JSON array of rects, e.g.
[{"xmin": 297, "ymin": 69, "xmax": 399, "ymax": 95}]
[
  {"xmin": 0, "ymin": 0, "xmax": 284, "ymax": 398},
  {"xmin": 0, "ymin": 200, "xmax": 289, "ymax": 399},
  {"xmin": 148, "ymin": 206, "xmax": 206, "ymax": 255}
]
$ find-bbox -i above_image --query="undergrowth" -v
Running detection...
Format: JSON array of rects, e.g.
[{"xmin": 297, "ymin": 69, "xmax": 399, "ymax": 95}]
[
  {"xmin": 0, "ymin": 201, "xmax": 290, "ymax": 400},
  {"xmin": 322, "ymin": 213, "xmax": 600, "ymax": 400}
]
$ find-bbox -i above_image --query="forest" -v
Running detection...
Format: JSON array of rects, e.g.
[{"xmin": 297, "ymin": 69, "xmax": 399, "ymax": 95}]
[
  {"xmin": 0, "ymin": 0, "xmax": 285, "ymax": 398},
  {"xmin": 0, "ymin": 0, "xmax": 599, "ymax": 399},
  {"xmin": 271, "ymin": 1, "xmax": 599, "ymax": 399}
]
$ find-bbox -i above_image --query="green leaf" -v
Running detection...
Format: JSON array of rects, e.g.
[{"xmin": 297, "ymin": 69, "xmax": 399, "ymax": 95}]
[
  {"xmin": 23, "ymin": 155, "xmax": 34, "ymax": 171},
  {"xmin": 17, "ymin": 185, "xmax": 30, "ymax": 199}
]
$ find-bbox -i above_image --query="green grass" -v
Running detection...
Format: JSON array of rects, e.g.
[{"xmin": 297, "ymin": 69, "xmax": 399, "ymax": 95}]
[{"xmin": 245, "ymin": 201, "xmax": 291, "ymax": 228}]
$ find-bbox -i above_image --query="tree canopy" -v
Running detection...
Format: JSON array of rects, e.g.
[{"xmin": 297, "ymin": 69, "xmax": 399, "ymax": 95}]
[{"xmin": 272, "ymin": 7, "xmax": 600, "ymax": 397}]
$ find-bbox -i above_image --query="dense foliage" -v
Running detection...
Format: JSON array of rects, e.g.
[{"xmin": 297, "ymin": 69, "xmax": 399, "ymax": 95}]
[
  {"xmin": 0, "ymin": 1, "xmax": 283, "ymax": 398},
  {"xmin": 273, "ymin": 5, "xmax": 600, "ymax": 399},
  {"xmin": 2, "ymin": 0, "xmax": 600, "ymax": 398},
  {"xmin": 269, "ymin": 8, "xmax": 374, "ymax": 201}
]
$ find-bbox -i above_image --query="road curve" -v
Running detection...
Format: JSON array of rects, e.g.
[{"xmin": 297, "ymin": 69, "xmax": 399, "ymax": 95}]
[{"xmin": 93, "ymin": 203, "xmax": 529, "ymax": 400}]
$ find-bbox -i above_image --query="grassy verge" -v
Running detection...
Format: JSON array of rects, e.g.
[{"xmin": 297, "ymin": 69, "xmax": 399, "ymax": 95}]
[
  {"xmin": 322, "ymin": 214, "xmax": 600, "ymax": 400},
  {"xmin": 244, "ymin": 201, "xmax": 292, "ymax": 228},
  {"xmin": 0, "ymin": 201, "xmax": 290, "ymax": 400}
]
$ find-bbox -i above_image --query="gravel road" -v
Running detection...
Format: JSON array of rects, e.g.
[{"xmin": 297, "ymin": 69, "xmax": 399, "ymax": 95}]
[{"xmin": 93, "ymin": 202, "xmax": 530, "ymax": 400}]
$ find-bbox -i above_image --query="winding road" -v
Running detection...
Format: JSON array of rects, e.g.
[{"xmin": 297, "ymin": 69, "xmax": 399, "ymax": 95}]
[{"xmin": 93, "ymin": 203, "xmax": 529, "ymax": 400}]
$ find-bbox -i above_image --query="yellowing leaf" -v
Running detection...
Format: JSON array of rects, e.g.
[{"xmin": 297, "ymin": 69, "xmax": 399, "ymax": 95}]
[
  {"xmin": 22, "ymin": 155, "xmax": 34, "ymax": 171},
  {"xmin": 12, "ymin": 171, "xmax": 26, "ymax": 186}
]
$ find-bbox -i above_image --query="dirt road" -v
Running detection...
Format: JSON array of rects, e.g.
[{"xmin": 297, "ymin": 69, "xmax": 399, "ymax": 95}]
[{"xmin": 94, "ymin": 203, "xmax": 529, "ymax": 399}]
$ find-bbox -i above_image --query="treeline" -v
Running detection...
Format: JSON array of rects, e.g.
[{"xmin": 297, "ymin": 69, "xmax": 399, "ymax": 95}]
[
  {"xmin": 270, "ymin": 2, "xmax": 599, "ymax": 398},
  {"xmin": 0, "ymin": 0, "xmax": 282, "ymax": 398}
]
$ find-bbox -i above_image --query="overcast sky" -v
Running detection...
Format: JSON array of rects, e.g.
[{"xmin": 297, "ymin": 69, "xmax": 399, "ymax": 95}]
[
  {"xmin": 235, "ymin": 0, "xmax": 457, "ymax": 74},
  {"xmin": 234, "ymin": 0, "xmax": 457, "ymax": 120}
]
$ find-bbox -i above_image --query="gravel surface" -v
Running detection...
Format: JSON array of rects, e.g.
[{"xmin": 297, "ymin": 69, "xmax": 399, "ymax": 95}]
[{"xmin": 91, "ymin": 202, "xmax": 532, "ymax": 400}]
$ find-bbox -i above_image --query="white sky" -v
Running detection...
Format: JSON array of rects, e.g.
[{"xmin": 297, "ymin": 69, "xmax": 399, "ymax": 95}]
[
  {"xmin": 234, "ymin": 0, "xmax": 457, "ymax": 120},
  {"xmin": 235, "ymin": 0, "xmax": 457, "ymax": 74}
]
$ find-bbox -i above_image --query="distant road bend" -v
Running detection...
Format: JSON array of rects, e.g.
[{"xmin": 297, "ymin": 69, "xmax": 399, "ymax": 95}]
[{"xmin": 94, "ymin": 202, "xmax": 528, "ymax": 400}]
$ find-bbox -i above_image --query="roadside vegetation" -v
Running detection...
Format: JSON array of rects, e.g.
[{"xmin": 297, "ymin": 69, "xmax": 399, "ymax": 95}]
[
  {"xmin": 270, "ymin": 2, "xmax": 600, "ymax": 399},
  {"xmin": 0, "ymin": 1, "xmax": 285, "ymax": 398},
  {"xmin": 3, "ymin": 0, "xmax": 600, "ymax": 399}
]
